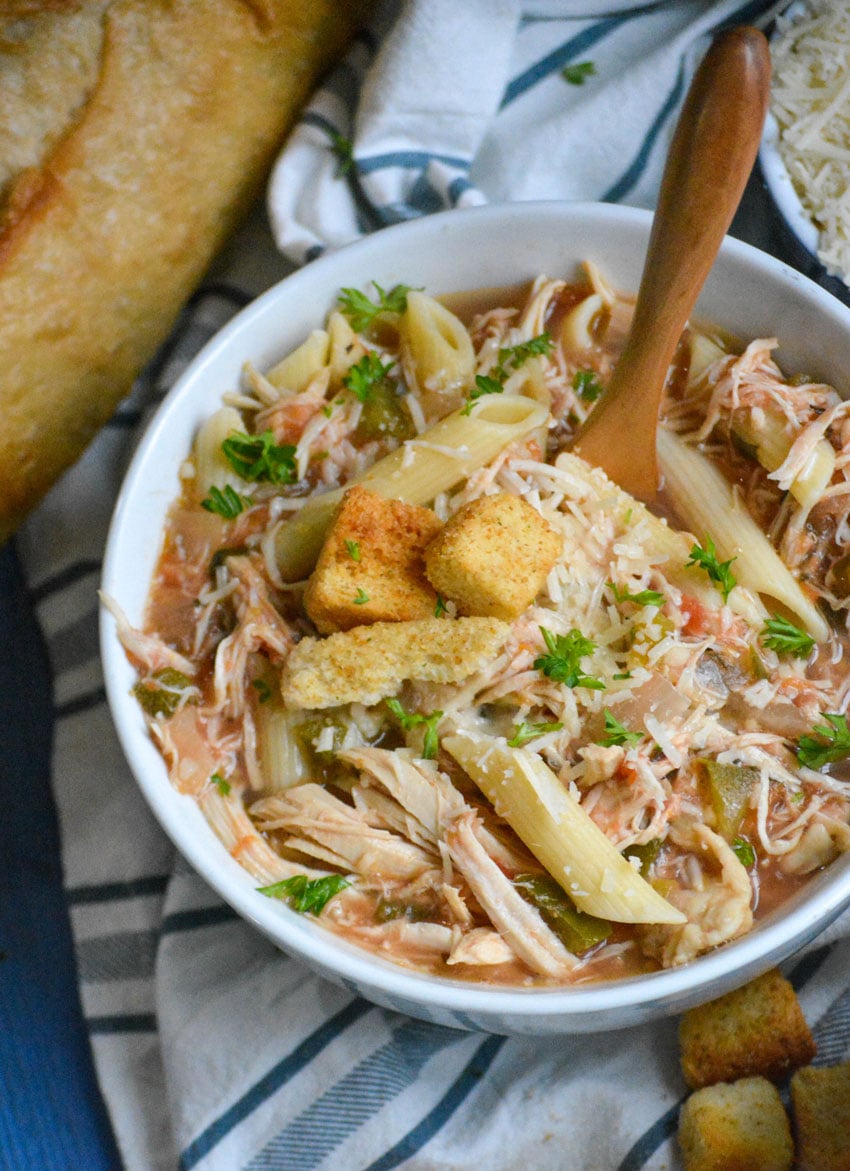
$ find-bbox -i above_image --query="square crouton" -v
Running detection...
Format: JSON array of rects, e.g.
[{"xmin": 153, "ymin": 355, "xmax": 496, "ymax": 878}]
[
  {"xmin": 791, "ymin": 1062, "xmax": 850, "ymax": 1170},
  {"xmin": 304, "ymin": 485, "xmax": 442, "ymax": 634},
  {"xmin": 678, "ymin": 1077, "xmax": 793, "ymax": 1171},
  {"xmin": 679, "ymin": 968, "xmax": 816, "ymax": 1089},
  {"xmin": 423, "ymin": 492, "xmax": 562, "ymax": 620},
  {"xmin": 281, "ymin": 615, "xmax": 509, "ymax": 708}
]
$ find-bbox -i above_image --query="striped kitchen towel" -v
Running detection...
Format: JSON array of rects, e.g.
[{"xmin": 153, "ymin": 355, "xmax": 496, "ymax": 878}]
[{"xmin": 10, "ymin": 3, "xmax": 850, "ymax": 1171}]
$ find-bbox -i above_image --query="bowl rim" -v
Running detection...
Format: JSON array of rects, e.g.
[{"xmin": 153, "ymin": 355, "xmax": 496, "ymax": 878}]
[{"xmin": 101, "ymin": 199, "xmax": 850, "ymax": 1025}]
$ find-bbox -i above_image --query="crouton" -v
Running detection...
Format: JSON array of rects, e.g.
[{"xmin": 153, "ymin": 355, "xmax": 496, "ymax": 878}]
[
  {"xmin": 423, "ymin": 492, "xmax": 562, "ymax": 620},
  {"xmin": 791, "ymin": 1062, "xmax": 850, "ymax": 1171},
  {"xmin": 679, "ymin": 968, "xmax": 816, "ymax": 1089},
  {"xmin": 678, "ymin": 1077, "xmax": 793, "ymax": 1171},
  {"xmin": 281, "ymin": 616, "xmax": 509, "ymax": 709},
  {"xmin": 304, "ymin": 485, "xmax": 442, "ymax": 634}
]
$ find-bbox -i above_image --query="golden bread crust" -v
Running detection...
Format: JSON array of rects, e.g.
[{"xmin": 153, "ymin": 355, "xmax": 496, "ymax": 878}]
[{"xmin": 0, "ymin": 0, "xmax": 362, "ymax": 540}]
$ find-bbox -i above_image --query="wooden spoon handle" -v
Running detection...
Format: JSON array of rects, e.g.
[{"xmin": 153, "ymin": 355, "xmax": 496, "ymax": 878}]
[{"xmin": 572, "ymin": 26, "xmax": 771, "ymax": 500}]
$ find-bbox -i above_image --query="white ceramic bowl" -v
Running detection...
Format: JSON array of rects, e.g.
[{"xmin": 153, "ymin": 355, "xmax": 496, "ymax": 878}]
[{"xmin": 101, "ymin": 201, "xmax": 850, "ymax": 1035}]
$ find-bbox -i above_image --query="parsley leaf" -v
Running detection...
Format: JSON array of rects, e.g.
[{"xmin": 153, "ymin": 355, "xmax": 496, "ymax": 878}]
[
  {"xmin": 534, "ymin": 627, "xmax": 605, "ymax": 690},
  {"xmin": 497, "ymin": 333, "xmax": 555, "ymax": 377},
  {"xmin": 608, "ymin": 581, "xmax": 665, "ymax": 607},
  {"xmin": 761, "ymin": 613, "xmax": 815, "ymax": 658},
  {"xmin": 258, "ymin": 874, "xmax": 351, "ymax": 914},
  {"xmin": 343, "ymin": 352, "xmax": 395, "ymax": 403},
  {"xmin": 338, "ymin": 283, "xmax": 417, "ymax": 332},
  {"xmin": 562, "ymin": 60, "xmax": 596, "ymax": 85},
  {"xmin": 687, "ymin": 535, "xmax": 737, "ymax": 602},
  {"xmin": 353, "ymin": 588, "xmax": 370, "ymax": 605},
  {"xmin": 573, "ymin": 369, "xmax": 604, "ymax": 402},
  {"xmin": 597, "ymin": 709, "xmax": 642, "ymax": 748},
  {"xmin": 386, "ymin": 699, "xmax": 444, "ymax": 759},
  {"xmin": 221, "ymin": 430, "xmax": 297, "ymax": 485},
  {"xmin": 328, "ymin": 130, "xmax": 354, "ymax": 178},
  {"xmin": 210, "ymin": 772, "xmax": 231, "ymax": 796},
  {"xmin": 252, "ymin": 679, "xmax": 272, "ymax": 703},
  {"xmin": 434, "ymin": 594, "xmax": 448, "ymax": 618},
  {"xmin": 507, "ymin": 720, "xmax": 564, "ymax": 747},
  {"xmin": 463, "ymin": 373, "xmax": 505, "ymax": 415},
  {"xmin": 345, "ymin": 539, "xmax": 361, "ymax": 562},
  {"xmin": 201, "ymin": 484, "xmax": 248, "ymax": 519},
  {"xmin": 732, "ymin": 836, "xmax": 756, "ymax": 867},
  {"xmin": 797, "ymin": 713, "xmax": 850, "ymax": 769}
]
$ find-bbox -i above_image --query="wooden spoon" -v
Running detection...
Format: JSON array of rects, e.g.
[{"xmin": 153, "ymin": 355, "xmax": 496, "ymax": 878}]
[{"xmin": 570, "ymin": 26, "xmax": 771, "ymax": 501}]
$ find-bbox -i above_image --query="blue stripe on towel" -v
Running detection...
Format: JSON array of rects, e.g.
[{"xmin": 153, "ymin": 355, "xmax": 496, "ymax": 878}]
[
  {"xmin": 29, "ymin": 558, "xmax": 101, "ymax": 604},
  {"xmin": 244, "ymin": 1018, "xmax": 465, "ymax": 1170},
  {"xmin": 602, "ymin": 58, "xmax": 686, "ymax": 203},
  {"xmin": 179, "ymin": 998, "xmax": 374, "ymax": 1170},
  {"xmin": 67, "ymin": 874, "xmax": 171, "ymax": 905},
  {"xmin": 364, "ymin": 1034, "xmax": 506, "ymax": 1171},
  {"xmin": 88, "ymin": 1014, "xmax": 158, "ymax": 1036},
  {"xmin": 501, "ymin": 18, "xmax": 630, "ymax": 107},
  {"xmin": 160, "ymin": 905, "xmax": 240, "ymax": 935},
  {"xmin": 356, "ymin": 150, "xmax": 470, "ymax": 176},
  {"xmin": 0, "ymin": 542, "xmax": 122, "ymax": 1171}
]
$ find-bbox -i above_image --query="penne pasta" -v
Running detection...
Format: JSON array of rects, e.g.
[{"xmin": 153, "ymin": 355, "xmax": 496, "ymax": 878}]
[
  {"xmin": 274, "ymin": 395, "xmax": 548, "ymax": 581},
  {"xmin": 327, "ymin": 310, "xmax": 366, "ymax": 387},
  {"xmin": 687, "ymin": 331, "xmax": 726, "ymax": 389},
  {"xmin": 265, "ymin": 329, "xmax": 330, "ymax": 393},
  {"xmin": 443, "ymin": 731, "xmax": 686, "ymax": 925},
  {"xmin": 732, "ymin": 409, "xmax": 835, "ymax": 512},
  {"xmin": 657, "ymin": 428, "xmax": 829, "ymax": 640},
  {"xmin": 192, "ymin": 406, "xmax": 246, "ymax": 499},
  {"xmin": 256, "ymin": 698, "xmax": 313, "ymax": 791},
  {"xmin": 400, "ymin": 290, "xmax": 475, "ymax": 405},
  {"xmin": 561, "ymin": 292, "xmax": 604, "ymax": 356}
]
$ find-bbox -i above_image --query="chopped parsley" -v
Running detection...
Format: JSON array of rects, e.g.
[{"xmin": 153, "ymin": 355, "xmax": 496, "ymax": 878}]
[
  {"xmin": 608, "ymin": 581, "xmax": 665, "ymax": 607},
  {"xmin": 221, "ymin": 429, "xmax": 297, "ymax": 485},
  {"xmin": 353, "ymin": 588, "xmax": 370, "ymax": 605},
  {"xmin": 338, "ymin": 283, "xmax": 417, "ymax": 332},
  {"xmin": 328, "ymin": 130, "xmax": 354, "ymax": 177},
  {"xmin": 434, "ymin": 594, "xmax": 448, "ymax": 618},
  {"xmin": 496, "ymin": 332, "xmax": 555, "ymax": 378},
  {"xmin": 797, "ymin": 713, "xmax": 850, "ymax": 770},
  {"xmin": 252, "ymin": 679, "xmax": 272, "ymax": 703},
  {"xmin": 573, "ymin": 369, "xmax": 604, "ymax": 402},
  {"xmin": 597, "ymin": 709, "xmax": 642, "ymax": 748},
  {"xmin": 201, "ymin": 484, "xmax": 248, "ymax": 519},
  {"xmin": 210, "ymin": 772, "xmax": 231, "ymax": 797},
  {"xmin": 562, "ymin": 60, "xmax": 596, "ymax": 85},
  {"xmin": 343, "ymin": 352, "xmax": 396, "ymax": 403},
  {"xmin": 386, "ymin": 699, "xmax": 444, "ymax": 759},
  {"xmin": 132, "ymin": 668, "xmax": 193, "ymax": 719},
  {"xmin": 345, "ymin": 539, "xmax": 361, "ymax": 562},
  {"xmin": 258, "ymin": 874, "xmax": 351, "ymax": 914},
  {"xmin": 534, "ymin": 626, "xmax": 605, "ymax": 690},
  {"xmin": 687, "ymin": 535, "xmax": 737, "ymax": 602},
  {"xmin": 507, "ymin": 720, "xmax": 564, "ymax": 748},
  {"xmin": 761, "ymin": 613, "xmax": 815, "ymax": 658},
  {"xmin": 463, "ymin": 374, "xmax": 505, "ymax": 414},
  {"xmin": 732, "ymin": 836, "xmax": 756, "ymax": 868}
]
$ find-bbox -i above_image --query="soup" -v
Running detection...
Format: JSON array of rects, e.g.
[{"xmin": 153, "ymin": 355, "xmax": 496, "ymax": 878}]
[{"xmin": 105, "ymin": 268, "xmax": 850, "ymax": 987}]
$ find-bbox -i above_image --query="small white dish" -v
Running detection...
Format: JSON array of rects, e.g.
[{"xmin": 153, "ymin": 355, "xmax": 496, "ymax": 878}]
[{"xmin": 101, "ymin": 201, "xmax": 850, "ymax": 1035}]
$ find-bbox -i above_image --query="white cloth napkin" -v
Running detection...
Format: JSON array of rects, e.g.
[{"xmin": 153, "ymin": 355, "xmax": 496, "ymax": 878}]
[{"xmin": 20, "ymin": 2, "xmax": 850, "ymax": 1169}]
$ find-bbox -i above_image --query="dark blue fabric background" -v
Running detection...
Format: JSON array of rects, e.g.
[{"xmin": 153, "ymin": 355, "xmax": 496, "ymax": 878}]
[{"xmin": 0, "ymin": 541, "xmax": 121, "ymax": 1170}]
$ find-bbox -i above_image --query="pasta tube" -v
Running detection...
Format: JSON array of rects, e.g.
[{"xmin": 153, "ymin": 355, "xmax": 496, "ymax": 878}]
[
  {"xmin": 732, "ymin": 410, "xmax": 835, "ymax": 512},
  {"xmin": 561, "ymin": 293, "xmax": 604, "ymax": 356},
  {"xmin": 327, "ymin": 311, "xmax": 366, "ymax": 387},
  {"xmin": 443, "ymin": 731, "xmax": 686, "ymax": 925},
  {"xmin": 400, "ymin": 291, "xmax": 475, "ymax": 398},
  {"xmin": 193, "ymin": 406, "xmax": 246, "ymax": 499},
  {"xmin": 657, "ymin": 428, "xmax": 828, "ymax": 641},
  {"xmin": 274, "ymin": 395, "xmax": 549, "ymax": 581},
  {"xmin": 265, "ymin": 329, "xmax": 330, "ymax": 394}
]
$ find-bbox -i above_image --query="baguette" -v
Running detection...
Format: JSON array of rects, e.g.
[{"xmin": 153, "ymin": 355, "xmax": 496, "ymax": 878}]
[{"xmin": 0, "ymin": 0, "xmax": 362, "ymax": 540}]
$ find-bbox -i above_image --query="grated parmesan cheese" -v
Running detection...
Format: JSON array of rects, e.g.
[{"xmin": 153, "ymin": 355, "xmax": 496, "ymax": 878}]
[{"xmin": 771, "ymin": 1, "xmax": 850, "ymax": 281}]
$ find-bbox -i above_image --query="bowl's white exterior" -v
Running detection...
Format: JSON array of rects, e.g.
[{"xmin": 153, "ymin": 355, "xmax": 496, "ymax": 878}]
[{"xmin": 101, "ymin": 202, "xmax": 850, "ymax": 1035}]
